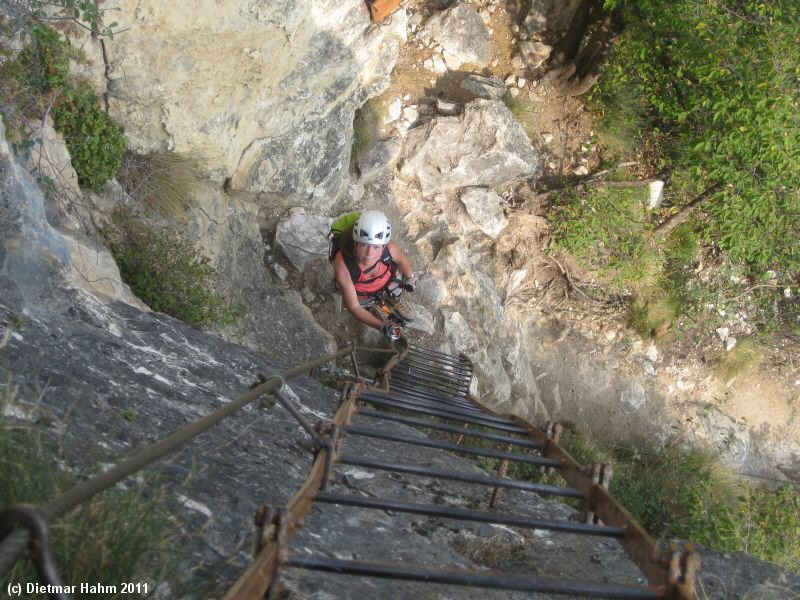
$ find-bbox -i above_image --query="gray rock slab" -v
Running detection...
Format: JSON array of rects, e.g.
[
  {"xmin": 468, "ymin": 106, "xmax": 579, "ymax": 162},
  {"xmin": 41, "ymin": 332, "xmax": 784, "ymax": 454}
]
[
  {"xmin": 400, "ymin": 99, "xmax": 539, "ymax": 197},
  {"xmin": 460, "ymin": 73, "xmax": 507, "ymax": 100},
  {"xmin": 524, "ymin": 0, "xmax": 583, "ymax": 36},
  {"xmin": 459, "ymin": 188, "xmax": 508, "ymax": 239},
  {"xmin": 358, "ymin": 139, "xmax": 402, "ymax": 183},
  {"xmin": 275, "ymin": 214, "xmax": 334, "ymax": 271},
  {"xmin": 425, "ymin": 2, "xmax": 492, "ymax": 70}
]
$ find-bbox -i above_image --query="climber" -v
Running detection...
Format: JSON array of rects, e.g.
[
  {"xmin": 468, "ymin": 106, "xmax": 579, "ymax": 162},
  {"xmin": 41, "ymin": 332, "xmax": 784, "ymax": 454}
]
[{"xmin": 330, "ymin": 210, "xmax": 417, "ymax": 342}]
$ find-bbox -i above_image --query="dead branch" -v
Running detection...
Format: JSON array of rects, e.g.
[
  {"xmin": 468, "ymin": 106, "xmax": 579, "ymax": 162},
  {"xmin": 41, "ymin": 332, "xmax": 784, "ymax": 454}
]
[{"xmin": 653, "ymin": 183, "xmax": 720, "ymax": 237}]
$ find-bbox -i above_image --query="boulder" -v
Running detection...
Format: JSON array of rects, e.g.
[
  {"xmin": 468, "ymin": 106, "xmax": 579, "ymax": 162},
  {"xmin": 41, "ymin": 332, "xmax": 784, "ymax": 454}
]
[
  {"xmin": 400, "ymin": 99, "xmax": 539, "ymax": 197},
  {"xmin": 519, "ymin": 40, "xmax": 552, "ymax": 69},
  {"xmin": 425, "ymin": 2, "xmax": 491, "ymax": 70},
  {"xmin": 275, "ymin": 214, "xmax": 334, "ymax": 271},
  {"xmin": 459, "ymin": 74, "xmax": 507, "ymax": 100},
  {"xmin": 459, "ymin": 188, "xmax": 508, "ymax": 239}
]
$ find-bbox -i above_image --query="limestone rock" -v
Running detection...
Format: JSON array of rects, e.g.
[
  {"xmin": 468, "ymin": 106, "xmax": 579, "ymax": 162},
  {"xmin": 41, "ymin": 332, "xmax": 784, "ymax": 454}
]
[
  {"xmin": 519, "ymin": 40, "xmax": 552, "ymax": 69},
  {"xmin": 400, "ymin": 99, "xmax": 539, "ymax": 197},
  {"xmin": 620, "ymin": 383, "xmax": 647, "ymax": 410},
  {"xmin": 415, "ymin": 274, "xmax": 449, "ymax": 310},
  {"xmin": 275, "ymin": 214, "xmax": 334, "ymax": 271},
  {"xmin": 524, "ymin": 0, "xmax": 583, "ymax": 36},
  {"xmin": 460, "ymin": 74, "xmax": 506, "ymax": 100},
  {"xmin": 442, "ymin": 310, "xmax": 479, "ymax": 355},
  {"xmin": 648, "ymin": 180, "xmax": 665, "ymax": 209},
  {"xmin": 436, "ymin": 99, "xmax": 461, "ymax": 116},
  {"xmin": 425, "ymin": 2, "xmax": 492, "ymax": 70},
  {"xmin": 187, "ymin": 186, "xmax": 336, "ymax": 361},
  {"xmin": 358, "ymin": 139, "xmax": 402, "ymax": 182},
  {"xmin": 407, "ymin": 303, "xmax": 435, "ymax": 334},
  {"xmin": 81, "ymin": 0, "xmax": 408, "ymax": 211},
  {"xmin": 459, "ymin": 188, "xmax": 508, "ymax": 239}
]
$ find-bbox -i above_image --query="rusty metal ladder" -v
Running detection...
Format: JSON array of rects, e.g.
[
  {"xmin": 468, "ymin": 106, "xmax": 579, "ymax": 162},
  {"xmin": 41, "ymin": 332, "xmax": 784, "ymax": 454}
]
[{"xmin": 226, "ymin": 344, "xmax": 699, "ymax": 599}]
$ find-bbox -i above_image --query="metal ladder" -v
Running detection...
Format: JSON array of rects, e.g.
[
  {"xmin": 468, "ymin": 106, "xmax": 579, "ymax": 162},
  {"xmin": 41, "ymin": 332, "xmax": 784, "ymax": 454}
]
[{"xmin": 226, "ymin": 344, "xmax": 698, "ymax": 599}]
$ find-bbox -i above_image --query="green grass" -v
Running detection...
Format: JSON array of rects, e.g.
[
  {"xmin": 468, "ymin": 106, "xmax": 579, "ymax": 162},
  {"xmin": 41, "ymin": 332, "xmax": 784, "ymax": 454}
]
[
  {"xmin": 716, "ymin": 336, "xmax": 765, "ymax": 381},
  {"xmin": 501, "ymin": 424, "xmax": 800, "ymax": 572},
  {"xmin": 503, "ymin": 94, "xmax": 536, "ymax": 140},
  {"xmin": 589, "ymin": 84, "xmax": 646, "ymax": 159}
]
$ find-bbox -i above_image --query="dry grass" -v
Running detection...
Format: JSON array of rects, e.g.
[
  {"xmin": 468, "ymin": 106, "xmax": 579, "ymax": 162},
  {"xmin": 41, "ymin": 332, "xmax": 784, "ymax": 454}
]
[
  {"xmin": 452, "ymin": 532, "xmax": 526, "ymax": 567},
  {"xmin": 117, "ymin": 151, "xmax": 204, "ymax": 218}
]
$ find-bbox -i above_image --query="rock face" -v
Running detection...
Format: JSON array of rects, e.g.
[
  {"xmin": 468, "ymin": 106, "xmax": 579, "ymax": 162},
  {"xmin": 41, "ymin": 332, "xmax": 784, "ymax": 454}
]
[
  {"xmin": 460, "ymin": 73, "xmax": 507, "ymax": 100},
  {"xmin": 459, "ymin": 188, "xmax": 508, "ymax": 239},
  {"xmin": 186, "ymin": 188, "xmax": 337, "ymax": 362},
  {"xmin": 399, "ymin": 99, "xmax": 539, "ymax": 196},
  {"xmin": 3, "ymin": 98, "xmax": 797, "ymax": 600},
  {"xmin": 275, "ymin": 213, "xmax": 335, "ymax": 271},
  {"xmin": 425, "ymin": 2, "xmax": 492, "ymax": 70},
  {"xmin": 73, "ymin": 0, "xmax": 406, "ymax": 211}
]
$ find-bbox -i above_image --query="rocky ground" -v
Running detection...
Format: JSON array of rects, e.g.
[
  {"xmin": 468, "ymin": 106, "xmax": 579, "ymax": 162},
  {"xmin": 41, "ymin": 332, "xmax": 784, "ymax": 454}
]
[{"xmin": 264, "ymin": 0, "xmax": 799, "ymax": 484}]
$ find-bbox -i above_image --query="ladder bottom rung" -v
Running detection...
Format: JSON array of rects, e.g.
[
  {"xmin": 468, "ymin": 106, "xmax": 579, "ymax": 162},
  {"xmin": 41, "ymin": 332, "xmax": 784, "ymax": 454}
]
[{"xmin": 285, "ymin": 555, "xmax": 659, "ymax": 599}]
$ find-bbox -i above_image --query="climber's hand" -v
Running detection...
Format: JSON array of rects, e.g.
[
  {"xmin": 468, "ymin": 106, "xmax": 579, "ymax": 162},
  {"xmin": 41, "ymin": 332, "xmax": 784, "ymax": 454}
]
[
  {"xmin": 382, "ymin": 323, "xmax": 402, "ymax": 343},
  {"xmin": 402, "ymin": 272, "xmax": 417, "ymax": 292}
]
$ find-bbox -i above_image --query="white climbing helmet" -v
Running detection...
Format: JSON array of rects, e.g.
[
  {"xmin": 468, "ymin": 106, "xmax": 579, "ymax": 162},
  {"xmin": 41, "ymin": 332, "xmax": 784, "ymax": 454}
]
[{"xmin": 353, "ymin": 210, "xmax": 392, "ymax": 245}]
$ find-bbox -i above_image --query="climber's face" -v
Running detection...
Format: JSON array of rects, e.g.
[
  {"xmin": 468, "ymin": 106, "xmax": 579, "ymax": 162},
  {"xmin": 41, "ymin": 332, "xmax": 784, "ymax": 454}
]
[{"xmin": 355, "ymin": 242, "xmax": 385, "ymax": 265}]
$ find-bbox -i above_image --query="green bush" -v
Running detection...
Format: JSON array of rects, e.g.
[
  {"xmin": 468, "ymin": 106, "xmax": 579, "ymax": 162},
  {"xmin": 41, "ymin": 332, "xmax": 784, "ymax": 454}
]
[
  {"xmin": 1, "ymin": 22, "xmax": 126, "ymax": 191},
  {"xmin": 17, "ymin": 24, "xmax": 77, "ymax": 92},
  {"xmin": 52, "ymin": 87, "xmax": 126, "ymax": 191},
  {"xmin": 105, "ymin": 212, "xmax": 240, "ymax": 327},
  {"xmin": 592, "ymin": 1, "xmax": 800, "ymax": 273},
  {"xmin": 509, "ymin": 424, "xmax": 800, "ymax": 570}
]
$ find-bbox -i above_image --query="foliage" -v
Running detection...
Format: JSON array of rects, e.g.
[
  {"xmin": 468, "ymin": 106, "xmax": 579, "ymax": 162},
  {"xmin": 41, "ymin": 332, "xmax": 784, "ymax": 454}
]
[
  {"xmin": 593, "ymin": 0, "xmax": 800, "ymax": 273},
  {"xmin": 0, "ymin": 381, "xmax": 169, "ymax": 596},
  {"xmin": 503, "ymin": 424, "xmax": 800, "ymax": 571},
  {"xmin": 589, "ymin": 83, "xmax": 646, "ymax": 158},
  {"xmin": 550, "ymin": 184, "xmax": 657, "ymax": 287},
  {"xmin": 31, "ymin": 1, "xmax": 123, "ymax": 38},
  {"xmin": 52, "ymin": 87, "xmax": 126, "ymax": 191},
  {"xmin": 16, "ymin": 24, "xmax": 79, "ymax": 92},
  {"xmin": 117, "ymin": 151, "xmax": 203, "ymax": 217},
  {"xmin": 1, "ymin": 21, "xmax": 126, "ymax": 191},
  {"xmin": 105, "ymin": 211, "xmax": 240, "ymax": 327}
]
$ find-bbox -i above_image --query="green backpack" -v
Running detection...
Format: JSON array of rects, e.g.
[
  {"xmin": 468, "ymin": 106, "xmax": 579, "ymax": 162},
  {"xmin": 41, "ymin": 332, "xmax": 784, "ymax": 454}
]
[{"xmin": 327, "ymin": 211, "xmax": 361, "ymax": 263}]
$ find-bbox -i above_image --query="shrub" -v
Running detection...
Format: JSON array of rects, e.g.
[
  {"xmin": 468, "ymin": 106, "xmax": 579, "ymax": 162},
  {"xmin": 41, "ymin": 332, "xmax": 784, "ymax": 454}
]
[
  {"xmin": 52, "ymin": 87, "xmax": 126, "ymax": 191},
  {"xmin": 105, "ymin": 211, "xmax": 240, "ymax": 327},
  {"xmin": 592, "ymin": 1, "xmax": 800, "ymax": 273},
  {"xmin": 17, "ymin": 24, "xmax": 78, "ymax": 92},
  {"xmin": 1, "ymin": 22, "xmax": 126, "ymax": 191}
]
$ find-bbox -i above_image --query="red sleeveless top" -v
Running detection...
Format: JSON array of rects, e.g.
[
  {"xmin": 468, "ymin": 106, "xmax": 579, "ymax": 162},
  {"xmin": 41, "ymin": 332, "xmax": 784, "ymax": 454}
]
[{"xmin": 337, "ymin": 247, "xmax": 394, "ymax": 301}]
